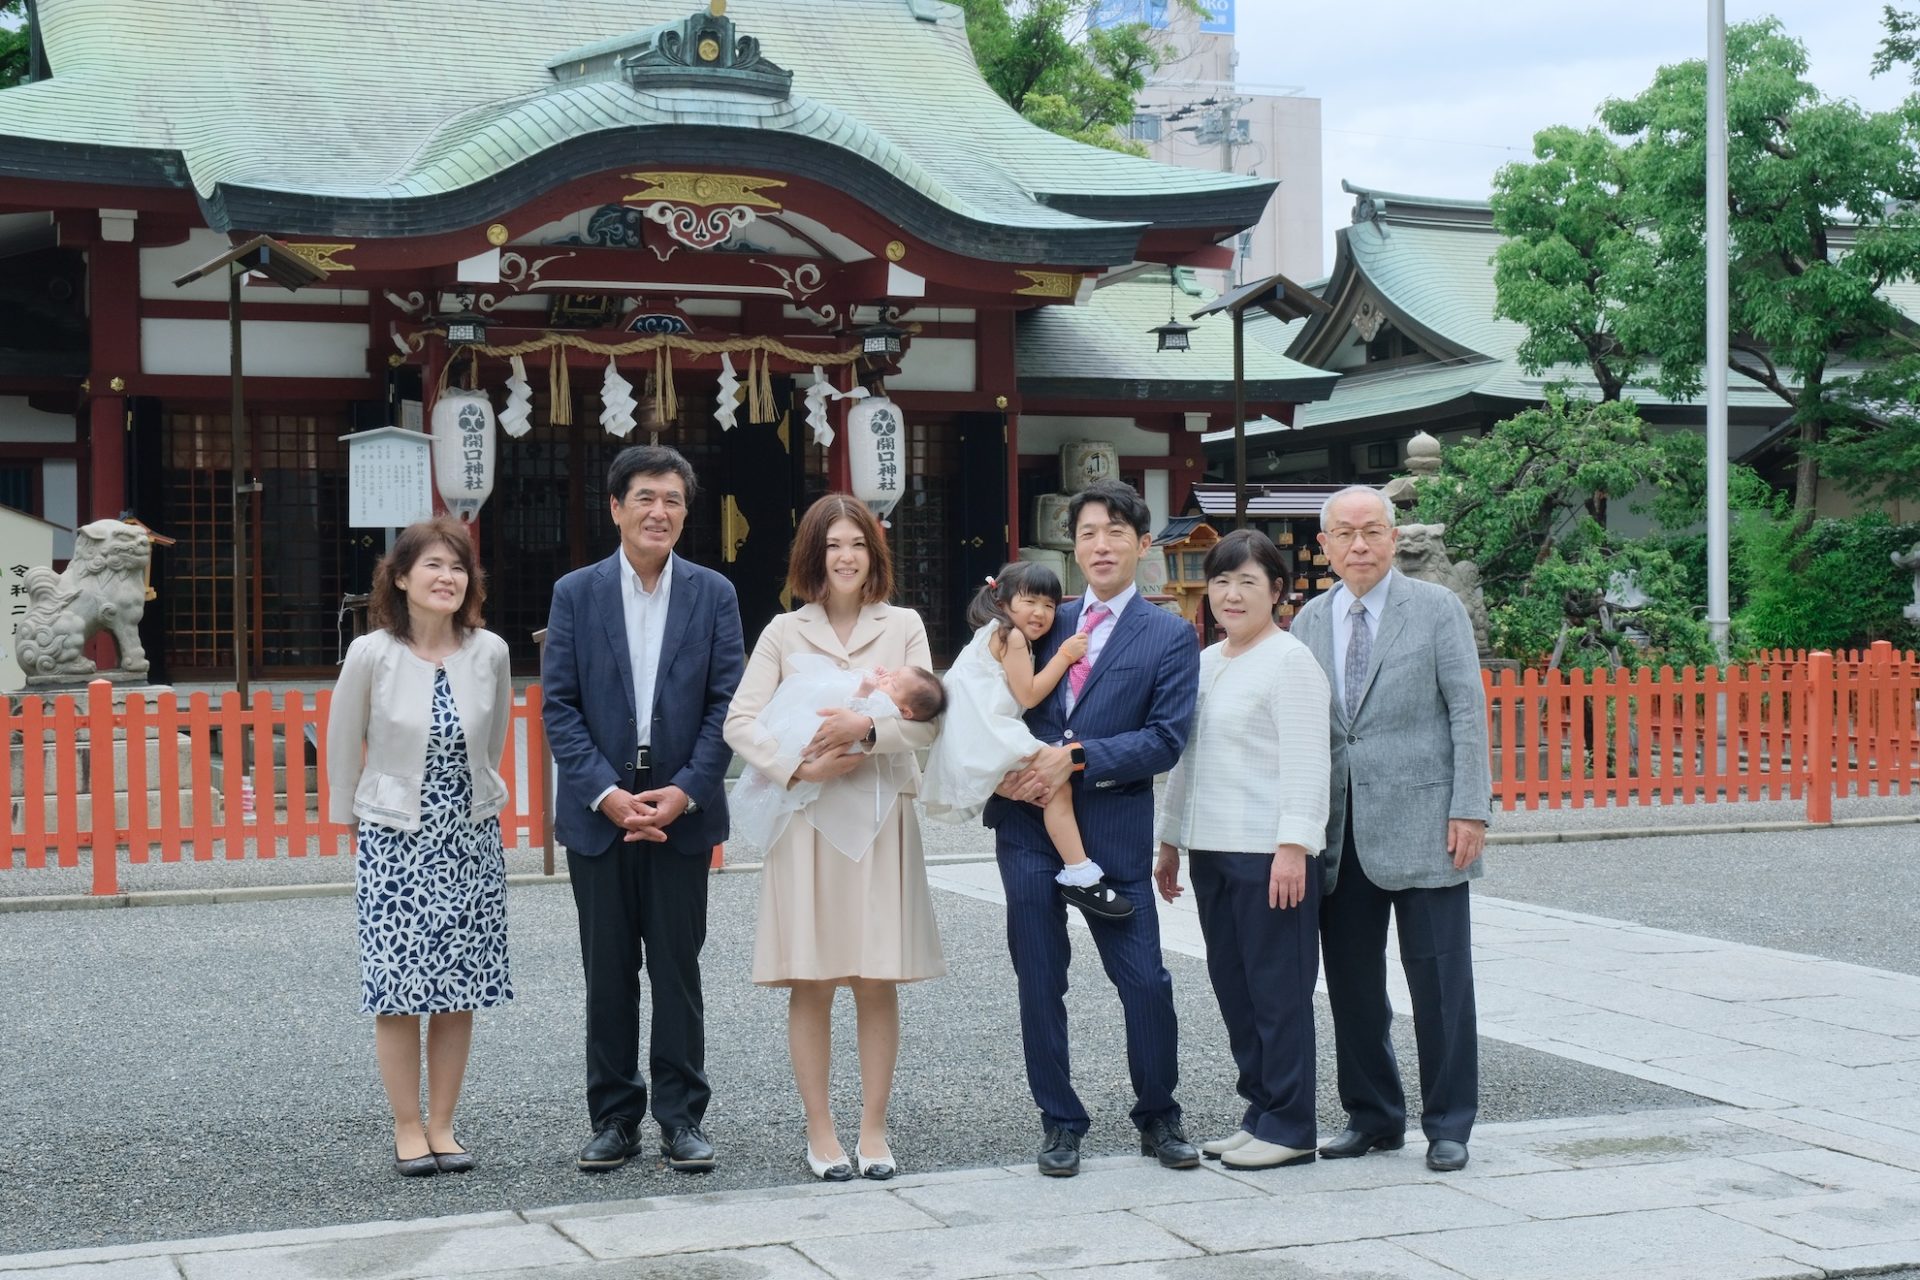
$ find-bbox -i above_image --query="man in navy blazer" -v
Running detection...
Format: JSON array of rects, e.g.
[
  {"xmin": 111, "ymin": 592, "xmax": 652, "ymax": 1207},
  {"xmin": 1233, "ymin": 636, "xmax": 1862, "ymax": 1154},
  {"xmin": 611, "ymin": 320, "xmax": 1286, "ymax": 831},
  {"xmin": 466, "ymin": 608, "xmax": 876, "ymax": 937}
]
[
  {"xmin": 985, "ymin": 479, "xmax": 1201, "ymax": 1177},
  {"xmin": 542, "ymin": 445, "xmax": 744, "ymax": 1175}
]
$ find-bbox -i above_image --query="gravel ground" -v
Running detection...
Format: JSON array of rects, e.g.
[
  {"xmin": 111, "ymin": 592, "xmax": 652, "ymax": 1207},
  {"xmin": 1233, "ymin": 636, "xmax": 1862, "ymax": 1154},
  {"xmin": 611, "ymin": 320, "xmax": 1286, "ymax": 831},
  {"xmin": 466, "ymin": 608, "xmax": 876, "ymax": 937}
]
[
  {"xmin": 0, "ymin": 875, "xmax": 1701, "ymax": 1255},
  {"xmin": 1488, "ymin": 821, "xmax": 1920, "ymax": 977}
]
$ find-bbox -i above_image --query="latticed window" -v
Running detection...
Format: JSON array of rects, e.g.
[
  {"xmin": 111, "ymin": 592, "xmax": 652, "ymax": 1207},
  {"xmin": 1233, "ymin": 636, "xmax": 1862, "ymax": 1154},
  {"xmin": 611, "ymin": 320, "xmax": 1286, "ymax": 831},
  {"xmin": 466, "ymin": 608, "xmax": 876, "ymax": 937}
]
[{"xmin": 160, "ymin": 407, "xmax": 372, "ymax": 676}]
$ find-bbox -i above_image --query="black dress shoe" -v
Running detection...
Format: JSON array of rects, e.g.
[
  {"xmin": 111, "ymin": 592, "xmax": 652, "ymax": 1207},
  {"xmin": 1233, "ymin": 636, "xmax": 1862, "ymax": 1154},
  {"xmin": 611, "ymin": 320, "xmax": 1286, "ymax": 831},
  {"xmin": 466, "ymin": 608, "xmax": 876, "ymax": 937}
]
[
  {"xmin": 1038, "ymin": 1126, "xmax": 1081, "ymax": 1177},
  {"xmin": 577, "ymin": 1119, "xmax": 643, "ymax": 1172},
  {"xmin": 1139, "ymin": 1115, "xmax": 1200, "ymax": 1169},
  {"xmin": 1426, "ymin": 1140, "xmax": 1469, "ymax": 1172},
  {"xmin": 1318, "ymin": 1128, "xmax": 1406, "ymax": 1159},
  {"xmin": 662, "ymin": 1125, "xmax": 716, "ymax": 1172}
]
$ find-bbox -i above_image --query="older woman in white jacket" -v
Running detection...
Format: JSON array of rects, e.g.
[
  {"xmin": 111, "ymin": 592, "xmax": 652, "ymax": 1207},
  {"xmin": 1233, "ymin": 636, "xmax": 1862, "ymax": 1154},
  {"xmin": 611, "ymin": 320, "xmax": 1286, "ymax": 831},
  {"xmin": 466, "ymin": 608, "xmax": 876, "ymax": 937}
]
[
  {"xmin": 1154, "ymin": 529, "xmax": 1332, "ymax": 1172},
  {"xmin": 327, "ymin": 515, "xmax": 514, "ymax": 1178}
]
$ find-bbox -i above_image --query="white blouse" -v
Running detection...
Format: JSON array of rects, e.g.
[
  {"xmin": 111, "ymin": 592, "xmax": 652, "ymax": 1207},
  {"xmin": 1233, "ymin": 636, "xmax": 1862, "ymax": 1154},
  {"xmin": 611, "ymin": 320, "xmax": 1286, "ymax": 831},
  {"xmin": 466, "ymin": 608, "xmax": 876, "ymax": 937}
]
[{"xmin": 1156, "ymin": 629, "xmax": 1332, "ymax": 856}]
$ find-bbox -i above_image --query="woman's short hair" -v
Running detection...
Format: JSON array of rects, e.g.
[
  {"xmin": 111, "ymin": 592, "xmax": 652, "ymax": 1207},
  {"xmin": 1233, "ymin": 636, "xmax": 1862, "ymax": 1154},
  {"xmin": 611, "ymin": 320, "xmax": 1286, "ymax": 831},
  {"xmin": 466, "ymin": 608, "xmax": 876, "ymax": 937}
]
[
  {"xmin": 368, "ymin": 515, "xmax": 486, "ymax": 640},
  {"xmin": 786, "ymin": 494, "xmax": 894, "ymax": 605},
  {"xmin": 1202, "ymin": 528, "xmax": 1287, "ymax": 586}
]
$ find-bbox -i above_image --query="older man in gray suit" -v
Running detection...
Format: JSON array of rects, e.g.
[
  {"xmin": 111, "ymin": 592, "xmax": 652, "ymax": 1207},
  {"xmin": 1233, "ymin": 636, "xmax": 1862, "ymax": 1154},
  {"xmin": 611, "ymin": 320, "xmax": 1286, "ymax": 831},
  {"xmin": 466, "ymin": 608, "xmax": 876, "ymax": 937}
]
[{"xmin": 1292, "ymin": 485, "xmax": 1490, "ymax": 1173}]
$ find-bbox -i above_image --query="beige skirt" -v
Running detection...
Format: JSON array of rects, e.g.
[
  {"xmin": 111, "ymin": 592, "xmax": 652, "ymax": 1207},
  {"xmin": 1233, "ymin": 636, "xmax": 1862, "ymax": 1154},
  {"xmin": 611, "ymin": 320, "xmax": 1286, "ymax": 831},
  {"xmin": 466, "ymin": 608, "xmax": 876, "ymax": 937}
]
[{"xmin": 752, "ymin": 796, "xmax": 947, "ymax": 986}]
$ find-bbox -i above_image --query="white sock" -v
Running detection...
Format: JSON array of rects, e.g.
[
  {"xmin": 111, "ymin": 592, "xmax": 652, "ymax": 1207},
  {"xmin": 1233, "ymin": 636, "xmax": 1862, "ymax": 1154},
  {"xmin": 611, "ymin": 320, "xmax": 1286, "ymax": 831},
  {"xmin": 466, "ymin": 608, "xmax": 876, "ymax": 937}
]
[{"xmin": 1055, "ymin": 859, "xmax": 1105, "ymax": 887}]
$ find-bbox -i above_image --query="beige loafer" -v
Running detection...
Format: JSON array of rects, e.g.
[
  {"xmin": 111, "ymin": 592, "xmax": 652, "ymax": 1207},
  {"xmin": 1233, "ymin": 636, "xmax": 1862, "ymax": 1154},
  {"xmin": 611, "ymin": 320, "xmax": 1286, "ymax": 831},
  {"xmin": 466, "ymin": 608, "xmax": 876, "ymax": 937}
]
[{"xmin": 1221, "ymin": 1138, "xmax": 1316, "ymax": 1169}]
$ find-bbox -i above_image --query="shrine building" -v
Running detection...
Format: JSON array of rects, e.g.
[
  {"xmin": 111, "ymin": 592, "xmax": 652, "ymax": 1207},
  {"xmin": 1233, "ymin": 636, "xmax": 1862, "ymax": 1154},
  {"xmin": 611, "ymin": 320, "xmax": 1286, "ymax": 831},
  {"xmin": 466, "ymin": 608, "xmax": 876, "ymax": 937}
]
[{"xmin": 0, "ymin": 0, "xmax": 1336, "ymax": 675}]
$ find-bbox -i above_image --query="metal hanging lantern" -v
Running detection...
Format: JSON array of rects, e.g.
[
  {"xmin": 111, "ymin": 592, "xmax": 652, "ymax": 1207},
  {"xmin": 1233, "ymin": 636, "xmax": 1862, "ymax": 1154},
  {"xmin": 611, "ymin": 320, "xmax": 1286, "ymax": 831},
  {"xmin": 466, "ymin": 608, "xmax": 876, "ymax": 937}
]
[
  {"xmin": 857, "ymin": 317, "xmax": 907, "ymax": 377},
  {"xmin": 1150, "ymin": 315, "xmax": 1195, "ymax": 352}
]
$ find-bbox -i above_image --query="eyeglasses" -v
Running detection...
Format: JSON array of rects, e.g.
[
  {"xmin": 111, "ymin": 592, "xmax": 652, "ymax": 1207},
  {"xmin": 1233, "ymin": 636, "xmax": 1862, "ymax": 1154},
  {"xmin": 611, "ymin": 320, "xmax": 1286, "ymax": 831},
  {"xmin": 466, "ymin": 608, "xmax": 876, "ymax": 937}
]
[{"xmin": 1324, "ymin": 525, "xmax": 1393, "ymax": 547}]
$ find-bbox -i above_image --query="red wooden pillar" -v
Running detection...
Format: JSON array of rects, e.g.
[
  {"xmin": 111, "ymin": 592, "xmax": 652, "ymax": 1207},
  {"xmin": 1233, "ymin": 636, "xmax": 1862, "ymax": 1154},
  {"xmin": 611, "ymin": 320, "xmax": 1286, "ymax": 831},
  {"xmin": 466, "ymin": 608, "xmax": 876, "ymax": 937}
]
[
  {"xmin": 87, "ymin": 238, "xmax": 140, "ymax": 521},
  {"xmin": 829, "ymin": 363, "xmax": 853, "ymax": 492}
]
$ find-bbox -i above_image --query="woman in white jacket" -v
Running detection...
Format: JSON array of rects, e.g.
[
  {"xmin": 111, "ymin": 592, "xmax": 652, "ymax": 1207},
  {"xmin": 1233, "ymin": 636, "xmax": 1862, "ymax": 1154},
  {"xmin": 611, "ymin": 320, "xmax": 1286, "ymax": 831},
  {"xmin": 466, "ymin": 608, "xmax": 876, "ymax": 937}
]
[{"xmin": 327, "ymin": 515, "xmax": 514, "ymax": 1177}]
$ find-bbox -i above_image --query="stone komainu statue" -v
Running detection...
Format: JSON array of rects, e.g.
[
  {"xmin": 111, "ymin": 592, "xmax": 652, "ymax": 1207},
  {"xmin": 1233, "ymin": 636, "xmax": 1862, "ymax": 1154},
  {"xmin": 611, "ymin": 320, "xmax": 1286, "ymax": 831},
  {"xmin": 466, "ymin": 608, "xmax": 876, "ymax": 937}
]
[
  {"xmin": 12, "ymin": 519, "xmax": 152, "ymax": 683},
  {"xmin": 1394, "ymin": 523, "xmax": 1492, "ymax": 658}
]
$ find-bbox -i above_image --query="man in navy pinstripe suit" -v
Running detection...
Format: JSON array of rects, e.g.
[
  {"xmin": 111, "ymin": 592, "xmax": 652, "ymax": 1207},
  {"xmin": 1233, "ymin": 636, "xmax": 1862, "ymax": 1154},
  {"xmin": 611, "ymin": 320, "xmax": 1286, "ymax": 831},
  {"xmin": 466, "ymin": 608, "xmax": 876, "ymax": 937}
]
[{"xmin": 984, "ymin": 480, "xmax": 1201, "ymax": 1177}]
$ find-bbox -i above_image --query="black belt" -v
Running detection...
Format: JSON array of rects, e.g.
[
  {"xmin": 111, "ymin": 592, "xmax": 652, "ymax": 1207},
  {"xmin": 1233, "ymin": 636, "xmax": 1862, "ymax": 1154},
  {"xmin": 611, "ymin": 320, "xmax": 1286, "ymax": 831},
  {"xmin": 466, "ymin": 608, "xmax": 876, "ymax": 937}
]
[{"xmin": 625, "ymin": 745, "xmax": 652, "ymax": 781}]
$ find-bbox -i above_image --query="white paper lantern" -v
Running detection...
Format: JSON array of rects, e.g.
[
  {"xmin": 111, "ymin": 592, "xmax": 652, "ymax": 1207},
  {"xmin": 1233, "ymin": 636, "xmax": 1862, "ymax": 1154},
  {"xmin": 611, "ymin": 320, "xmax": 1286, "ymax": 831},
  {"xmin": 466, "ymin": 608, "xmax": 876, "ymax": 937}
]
[
  {"xmin": 847, "ymin": 395, "xmax": 906, "ymax": 518},
  {"xmin": 430, "ymin": 390, "xmax": 496, "ymax": 522}
]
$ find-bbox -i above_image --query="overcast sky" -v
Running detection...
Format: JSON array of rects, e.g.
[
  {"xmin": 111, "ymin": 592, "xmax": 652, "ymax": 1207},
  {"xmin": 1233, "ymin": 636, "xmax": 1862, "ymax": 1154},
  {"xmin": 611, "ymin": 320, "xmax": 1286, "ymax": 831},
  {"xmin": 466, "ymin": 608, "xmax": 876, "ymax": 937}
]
[{"xmin": 1234, "ymin": 1, "xmax": 1913, "ymax": 278}]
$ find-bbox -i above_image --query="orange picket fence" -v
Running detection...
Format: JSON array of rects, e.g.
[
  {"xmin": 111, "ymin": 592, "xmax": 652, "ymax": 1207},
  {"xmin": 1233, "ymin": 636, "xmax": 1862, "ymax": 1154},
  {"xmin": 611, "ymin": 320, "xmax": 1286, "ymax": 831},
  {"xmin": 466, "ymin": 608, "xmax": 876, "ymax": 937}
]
[
  {"xmin": 5, "ymin": 644, "xmax": 1918, "ymax": 897},
  {"xmin": 1484, "ymin": 642, "xmax": 1920, "ymax": 819},
  {"xmin": 3, "ymin": 682, "xmax": 550, "ymax": 897}
]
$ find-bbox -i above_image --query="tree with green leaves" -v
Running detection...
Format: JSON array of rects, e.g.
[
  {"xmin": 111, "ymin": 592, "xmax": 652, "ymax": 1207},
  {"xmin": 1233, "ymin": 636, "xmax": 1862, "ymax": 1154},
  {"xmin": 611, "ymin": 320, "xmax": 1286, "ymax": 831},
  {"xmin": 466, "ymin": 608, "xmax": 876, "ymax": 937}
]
[
  {"xmin": 1490, "ymin": 18, "xmax": 1920, "ymax": 515},
  {"xmin": 0, "ymin": 1, "xmax": 31, "ymax": 88},
  {"xmin": 1489, "ymin": 127, "xmax": 1658, "ymax": 405},
  {"xmin": 1408, "ymin": 394, "xmax": 1716, "ymax": 669},
  {"xmin": 958, "ymin": 0, "xmax": 1182, "ymax": 155}
]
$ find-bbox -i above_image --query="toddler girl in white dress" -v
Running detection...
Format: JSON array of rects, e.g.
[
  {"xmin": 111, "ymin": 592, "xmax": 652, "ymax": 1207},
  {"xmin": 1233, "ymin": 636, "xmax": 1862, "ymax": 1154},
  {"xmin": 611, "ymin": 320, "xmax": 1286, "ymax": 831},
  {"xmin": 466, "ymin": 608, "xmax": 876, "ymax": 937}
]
[{"xmin": 921, "ymin": 561, "xmax": 1132, "ymax": 919}]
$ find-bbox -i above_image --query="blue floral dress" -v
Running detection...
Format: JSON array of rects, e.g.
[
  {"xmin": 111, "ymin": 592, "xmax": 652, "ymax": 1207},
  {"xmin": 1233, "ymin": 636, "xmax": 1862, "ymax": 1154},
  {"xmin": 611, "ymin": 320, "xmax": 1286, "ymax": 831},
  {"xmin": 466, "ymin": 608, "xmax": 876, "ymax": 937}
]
[{"xmin": 354, "ymin": 668, "xmax": 512, "ymax": 1015}]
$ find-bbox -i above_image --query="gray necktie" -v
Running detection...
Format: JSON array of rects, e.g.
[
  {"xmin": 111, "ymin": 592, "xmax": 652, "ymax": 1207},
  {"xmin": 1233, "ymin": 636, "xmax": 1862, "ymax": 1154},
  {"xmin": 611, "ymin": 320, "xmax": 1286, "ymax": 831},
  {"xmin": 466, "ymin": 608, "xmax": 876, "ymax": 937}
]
[{"xmin": 1344, "ymin": 598, "xmax": 1370, "ymax": 719}]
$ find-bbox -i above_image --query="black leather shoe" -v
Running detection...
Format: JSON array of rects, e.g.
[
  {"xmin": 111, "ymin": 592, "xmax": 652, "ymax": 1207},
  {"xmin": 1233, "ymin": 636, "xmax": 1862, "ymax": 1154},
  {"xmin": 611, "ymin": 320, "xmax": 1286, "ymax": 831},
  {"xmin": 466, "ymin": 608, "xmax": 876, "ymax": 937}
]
[
  {"xmin": 1139, "ymin": 1115, "xmax": 1200, "ymax": 1169},
  {"xmin": 1038, "ymin": 1126, "xmax": 1081, "ymax": 1177},
  {"xmin": 1426, "ymin": 1140, "xmax": 1469, "ymax": 1172},
  {"xmin": 1318, "ymin": 1128, "xmax": 1406, "ymax": 1159},
  {"xmin": 577, "ymin": 1119, "xmax": 643, "ymax": 1172},
  {"xmin": 662, "ymin": 1125, "xmax": 716, "ymax": 1172}
]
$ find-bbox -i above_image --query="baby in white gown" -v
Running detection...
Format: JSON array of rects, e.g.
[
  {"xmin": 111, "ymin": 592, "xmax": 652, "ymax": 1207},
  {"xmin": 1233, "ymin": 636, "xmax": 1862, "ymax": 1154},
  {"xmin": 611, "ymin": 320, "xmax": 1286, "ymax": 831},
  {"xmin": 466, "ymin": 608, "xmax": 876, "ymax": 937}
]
[
  {"xmin": 920, "ymin": 562, "xmax": 1133, "ymax": 919},
  {"xmin": 730, "ymin": 655, "xmax": 945, "ymax": 861}
]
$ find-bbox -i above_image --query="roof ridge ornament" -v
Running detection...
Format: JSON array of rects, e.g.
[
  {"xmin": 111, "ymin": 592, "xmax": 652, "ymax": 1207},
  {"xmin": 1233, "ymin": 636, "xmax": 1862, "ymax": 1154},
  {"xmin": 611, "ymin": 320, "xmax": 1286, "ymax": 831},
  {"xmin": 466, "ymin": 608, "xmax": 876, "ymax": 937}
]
[{"xmin": 620, "ymin": 0, "xmax": 795, "ymax": 99}]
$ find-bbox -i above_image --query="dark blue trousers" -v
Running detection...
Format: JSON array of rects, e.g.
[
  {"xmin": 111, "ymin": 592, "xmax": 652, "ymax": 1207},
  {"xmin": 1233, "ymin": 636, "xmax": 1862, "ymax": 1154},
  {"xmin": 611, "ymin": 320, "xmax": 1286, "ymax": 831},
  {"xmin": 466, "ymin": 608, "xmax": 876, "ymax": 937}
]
[
  {"xmin": 1191, "ymin": 851, "xmax": 1320, "ymax": 1149},
  {"xmin": 996, "ymin": 837, "xmax": 1181, "ymax": 1134},
  {"xmin": 568, "ymin": 835, "xmax": 712, "ymax": 1132},
  {"xmin": 1319, "ymin": 827, "xmax": 1478, "ymax": 1143}
]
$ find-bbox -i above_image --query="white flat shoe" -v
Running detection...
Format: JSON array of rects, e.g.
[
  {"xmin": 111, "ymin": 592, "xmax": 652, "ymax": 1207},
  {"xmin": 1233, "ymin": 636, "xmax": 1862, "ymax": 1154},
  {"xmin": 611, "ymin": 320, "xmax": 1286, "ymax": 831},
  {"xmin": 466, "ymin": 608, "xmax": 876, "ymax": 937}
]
[
  {"xmin": 857, "ymin": 1146, "xmax": 896, "ymax": 1181},
  {"xmin": 1200, "ymin": 1129, "xmax": 1254, "ymax": 1159},
  {"xmin": 806, "ymin": 1144, "xmax": 854, "ymax": 1182},
  {"xmin": 1221, "ymin": 1138, "xmax": 1316, "ymax": 1169}
]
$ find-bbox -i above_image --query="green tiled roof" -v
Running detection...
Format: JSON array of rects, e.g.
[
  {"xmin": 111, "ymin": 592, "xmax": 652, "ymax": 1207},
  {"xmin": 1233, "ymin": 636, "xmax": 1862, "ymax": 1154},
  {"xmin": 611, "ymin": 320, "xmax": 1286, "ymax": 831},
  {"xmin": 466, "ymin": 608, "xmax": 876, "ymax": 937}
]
[
  {"xmin": 1018, "ymin": 272, "xmax": 1338, "ymax": 403},
  {"xmin": 1227, "ymin": 186, "xmax": 1909, "ymax": 439},
  {"xmin": 0, "ymin": 0, "xmax": 1273, "ymax": 260}
]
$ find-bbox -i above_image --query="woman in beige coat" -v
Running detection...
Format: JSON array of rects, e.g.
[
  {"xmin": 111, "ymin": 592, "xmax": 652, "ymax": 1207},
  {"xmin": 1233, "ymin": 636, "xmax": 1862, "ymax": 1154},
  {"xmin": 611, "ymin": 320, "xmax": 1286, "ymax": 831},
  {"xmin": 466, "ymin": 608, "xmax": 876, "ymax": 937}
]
[
  {"xmin": 724, "ymin": 494, "xmax": 945, "ymax": 1184},
  {"xmin": 327, "ymin": 515, "xmax": 513, "ymax": 1178}
]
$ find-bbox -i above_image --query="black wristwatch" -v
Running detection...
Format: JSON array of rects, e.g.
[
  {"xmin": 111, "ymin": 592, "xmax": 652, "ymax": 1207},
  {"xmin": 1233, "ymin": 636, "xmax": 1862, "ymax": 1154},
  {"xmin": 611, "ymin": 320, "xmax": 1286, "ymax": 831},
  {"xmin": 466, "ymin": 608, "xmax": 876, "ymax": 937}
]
[
  {"xmin": 1069, "ymin": 744, "xmax": 1086, "ymax": 772},
  {"xmin": 863, "ymin": 717, "xmax": 878, "ymax": 748}
]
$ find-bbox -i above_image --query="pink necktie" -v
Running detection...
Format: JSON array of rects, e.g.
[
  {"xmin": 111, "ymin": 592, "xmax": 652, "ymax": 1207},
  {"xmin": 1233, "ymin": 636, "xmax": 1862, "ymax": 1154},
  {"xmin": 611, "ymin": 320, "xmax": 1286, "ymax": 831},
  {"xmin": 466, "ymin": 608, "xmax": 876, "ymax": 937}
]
[{"xmin": 1067, "ymin": 603, "xmax": 1111, "ymax": 702}]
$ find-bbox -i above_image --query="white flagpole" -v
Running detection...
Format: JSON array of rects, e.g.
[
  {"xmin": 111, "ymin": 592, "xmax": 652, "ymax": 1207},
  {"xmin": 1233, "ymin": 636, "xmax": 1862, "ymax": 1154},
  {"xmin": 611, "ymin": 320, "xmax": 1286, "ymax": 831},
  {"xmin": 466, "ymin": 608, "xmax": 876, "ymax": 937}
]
[{"xmin": 1706, "ymin": 0, "xmax": 1731, "ymax": 658}]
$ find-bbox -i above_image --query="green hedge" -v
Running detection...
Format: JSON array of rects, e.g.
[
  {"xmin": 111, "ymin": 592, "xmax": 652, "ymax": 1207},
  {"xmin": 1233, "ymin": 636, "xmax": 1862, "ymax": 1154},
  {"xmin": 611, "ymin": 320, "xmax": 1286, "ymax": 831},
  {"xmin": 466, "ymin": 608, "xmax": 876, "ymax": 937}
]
[{"xmin": 1733, "ymin": 511, "xmax": 1920, "ymax": 654}]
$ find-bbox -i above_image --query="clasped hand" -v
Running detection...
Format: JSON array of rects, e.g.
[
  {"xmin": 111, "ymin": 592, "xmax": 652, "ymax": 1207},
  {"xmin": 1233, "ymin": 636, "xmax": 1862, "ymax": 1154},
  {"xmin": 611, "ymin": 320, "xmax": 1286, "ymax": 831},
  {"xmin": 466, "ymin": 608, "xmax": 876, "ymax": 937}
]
[
  {"xmin": 993, "ymin": 744, "xmax": 1076, "ymax": 806},
  {"xmin": 598, "ymin": 785, "xmax": 689, "ymax": 843}
]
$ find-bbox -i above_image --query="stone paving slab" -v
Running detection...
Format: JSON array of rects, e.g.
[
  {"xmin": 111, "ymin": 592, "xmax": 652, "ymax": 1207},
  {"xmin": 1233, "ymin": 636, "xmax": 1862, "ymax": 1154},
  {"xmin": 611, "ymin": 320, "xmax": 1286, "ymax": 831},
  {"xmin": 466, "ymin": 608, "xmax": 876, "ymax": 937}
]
[
  {"xmin": 1389, "ymin": 1206, "xmax": 1824, "ymax": 1280},
  {"xmin": 892, "ymin": 1162, "xmax": 1259, "ymax": 1224},
  {"xmin": 413, "ymin": 1247, "xmax": 838, "ymax": 1280},
  {"xmin": 794, "ymin": 1208, "xmax": 1199, "ymax": 1280},
  {"xmin": 554, "ymin": 1189, "xmax": 944, "ymax": 1260},
  {"xmin": 1712, "ymin": 1185, "xmax": 1920, "ymax": 1249},
  {"xmin": 178, "ymin": 1222, "xmax": 587, "ymax": 1280},
  {"xmin": 1132, "ymin": 1181, "xmax": 1526, "ymax": 1253},
  {"xmin": 1455, "ymin": 1155, "xmax": 1819, "ymax": 1220},
  {"xmin": 1034, "ymin": 1240, "xmax": 1470, "ymax": 1279}
]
